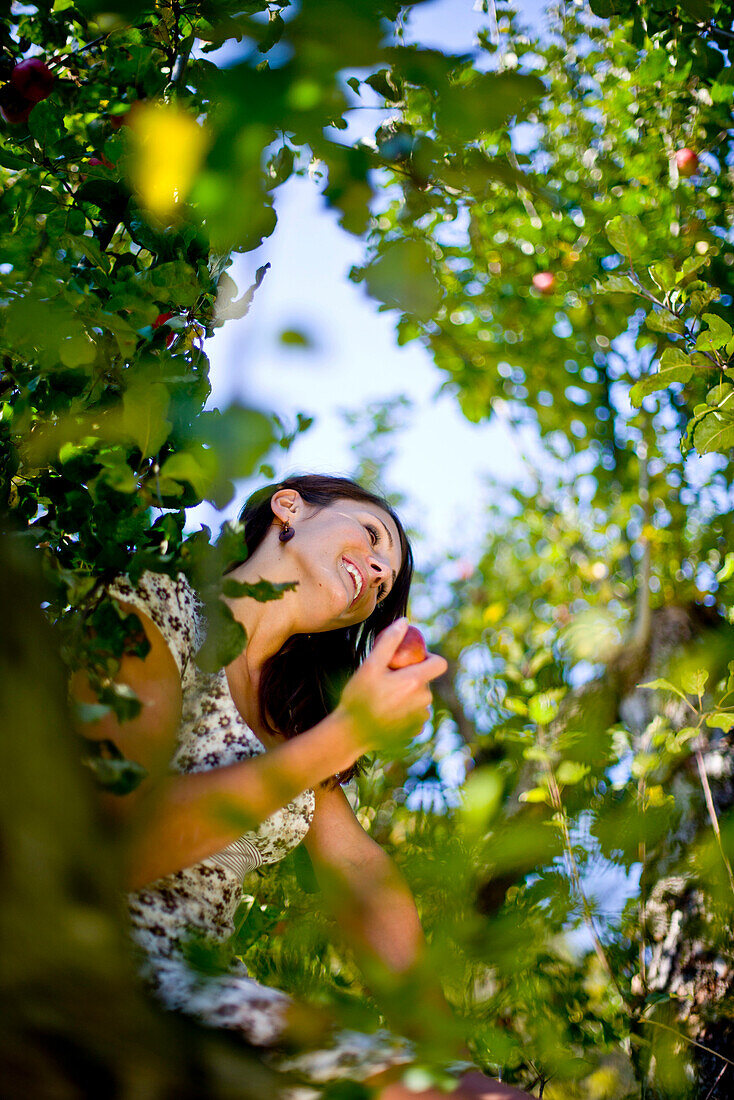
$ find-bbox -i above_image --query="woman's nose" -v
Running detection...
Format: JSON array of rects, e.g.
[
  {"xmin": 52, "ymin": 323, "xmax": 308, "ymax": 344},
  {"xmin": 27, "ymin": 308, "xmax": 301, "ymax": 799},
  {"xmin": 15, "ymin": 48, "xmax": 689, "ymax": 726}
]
[{"xmin": 367, "ymin": 554, "xmax": 389, "ymax": 583}]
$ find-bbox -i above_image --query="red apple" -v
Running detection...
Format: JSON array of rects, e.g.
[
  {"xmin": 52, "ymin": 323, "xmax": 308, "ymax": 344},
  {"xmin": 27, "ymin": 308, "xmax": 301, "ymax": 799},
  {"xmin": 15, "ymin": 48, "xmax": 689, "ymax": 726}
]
[
  {"xmin": 10, "ymin": 57, "xmax": 55, "ymax": 104},
  {"xmin": 388, "ymin": 625, "xmax": 428, "ymax": 669},
  {"xmin": 676, "ymin": 147, "xmax": 699, "ymax": 178},
  {"xmin": 153, "ymin": 311, "xmax": 176, "ymax": 348},
  {"xmin": 0, "ymin": 84, "xmax": 32, "ymax": 125},
  {"xmin": 532, "ymin": 271, "xmax": 556, "ymax": 295}
]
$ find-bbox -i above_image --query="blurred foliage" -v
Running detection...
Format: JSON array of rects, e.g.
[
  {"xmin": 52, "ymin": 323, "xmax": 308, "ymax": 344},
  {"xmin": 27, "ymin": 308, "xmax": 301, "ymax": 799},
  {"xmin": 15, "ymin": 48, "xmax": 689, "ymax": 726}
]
[
  {"xmin": 0, "ymin": 533, "xmax": 279, "ymax": 1098},
  {"xmin": 4, "ymin": 0, "xmax": 734, "ymax": 1097}
]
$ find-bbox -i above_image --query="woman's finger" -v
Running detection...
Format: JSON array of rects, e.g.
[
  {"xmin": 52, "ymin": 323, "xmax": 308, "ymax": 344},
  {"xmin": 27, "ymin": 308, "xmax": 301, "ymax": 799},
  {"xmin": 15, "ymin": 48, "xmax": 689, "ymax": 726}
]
[{"xmin": 369, "ymin": 618, "xmax": 410, "ymax": 667}]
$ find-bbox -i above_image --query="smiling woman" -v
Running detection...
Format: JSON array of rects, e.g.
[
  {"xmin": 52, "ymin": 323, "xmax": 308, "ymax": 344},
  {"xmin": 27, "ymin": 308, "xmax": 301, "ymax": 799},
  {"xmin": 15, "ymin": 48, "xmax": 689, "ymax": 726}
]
[
  {"xmin": 73, "ymin": 473, "xmax": 529, "ymax": 1099},
  {"xmin": 223, "ymin": 475, "xmax": 414, "ymax": 784}
]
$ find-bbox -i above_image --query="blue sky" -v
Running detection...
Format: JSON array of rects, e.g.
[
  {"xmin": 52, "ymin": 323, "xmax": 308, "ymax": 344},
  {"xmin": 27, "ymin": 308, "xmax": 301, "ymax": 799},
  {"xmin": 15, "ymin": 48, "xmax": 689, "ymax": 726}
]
[{"xmin": 191, "ymin": 0, "xmax": 549, "ymax": 565}]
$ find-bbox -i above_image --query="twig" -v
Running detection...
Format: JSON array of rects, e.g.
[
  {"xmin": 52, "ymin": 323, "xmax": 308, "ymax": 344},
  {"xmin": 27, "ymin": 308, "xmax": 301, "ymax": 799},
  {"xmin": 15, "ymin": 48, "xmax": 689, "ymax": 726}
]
[
  {"xmin": 704, "ymin": 1062, "xmax": 729, "ymax": 1100},
  {"xmin": 643, "ymin": 1019, "xmax": 734, "ymax": 1070},
  {"xmin": 694, "ymin": 746, "xmax": 734, "ymax": 897},
  {"xmin": 508, "ymin": 149, "xmax": 542, "ymax": 227},
  {"xmin": 545, "ymin": 764, "xmax": 627, "ymax": 1004}
]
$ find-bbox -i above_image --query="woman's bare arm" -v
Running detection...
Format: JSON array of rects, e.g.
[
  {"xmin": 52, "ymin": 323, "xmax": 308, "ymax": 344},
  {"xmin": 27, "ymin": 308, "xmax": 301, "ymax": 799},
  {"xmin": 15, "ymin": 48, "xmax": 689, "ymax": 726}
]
[
  {"xmin": 304, "ymin": 784, "xmax": 469, "ymax": 1061},
  {"xmin": 304, "ymin": 784, "xmax": 426, "ymax": 973},
  {"xmin": 73, "ymin": 606, "xmax": 444, "ymax": 890},
  {"xmin": 305, "ymin": 789, "xmax": 534, "ymax": 1100}
]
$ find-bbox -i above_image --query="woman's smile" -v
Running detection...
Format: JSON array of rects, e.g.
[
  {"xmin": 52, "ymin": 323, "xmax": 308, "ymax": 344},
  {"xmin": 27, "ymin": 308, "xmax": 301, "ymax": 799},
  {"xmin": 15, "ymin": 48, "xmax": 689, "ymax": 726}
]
[{"xmin": 341, "ymin": 556, "xmax": 365, "ymax": 605}]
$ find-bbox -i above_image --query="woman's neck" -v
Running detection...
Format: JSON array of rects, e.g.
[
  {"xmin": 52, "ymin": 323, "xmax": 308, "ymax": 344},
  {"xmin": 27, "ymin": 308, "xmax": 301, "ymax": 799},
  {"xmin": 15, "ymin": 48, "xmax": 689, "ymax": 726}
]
[{"xmin": 221, "ymin": 552, "xmax": 296, "ymax": 704}]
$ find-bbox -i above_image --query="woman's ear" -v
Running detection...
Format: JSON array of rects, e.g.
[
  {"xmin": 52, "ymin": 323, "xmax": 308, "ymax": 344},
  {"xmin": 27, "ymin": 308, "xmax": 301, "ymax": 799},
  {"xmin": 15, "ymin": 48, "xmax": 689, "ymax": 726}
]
[{"xmin": 270, "ymin": 488, "xmax": 302, "ymax": 523}]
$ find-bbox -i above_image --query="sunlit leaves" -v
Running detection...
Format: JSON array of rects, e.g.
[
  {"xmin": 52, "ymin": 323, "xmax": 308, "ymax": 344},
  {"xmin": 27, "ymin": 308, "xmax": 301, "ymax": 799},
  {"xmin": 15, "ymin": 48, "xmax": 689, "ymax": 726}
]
[
  {"xmin": 695, "ymin": 312, "xmax": 733, "ymax": 352},
  {"xmin": 435, "ymin": 71, "xmax": 545, "ymax": 140},
  {"xmin": 629, "ymin": 349, "xmax": 693, "ymax": 408},
  {"xmin": 604, "ymin": 214, "xmax": 647, "ymax": 262},
  {"xmin": 122, "ymin": 382, "xmax": 171, "ymax": 459},
  {"xmin": 359, "ymin": 239, "xmax": 442, "ymax": 322}
]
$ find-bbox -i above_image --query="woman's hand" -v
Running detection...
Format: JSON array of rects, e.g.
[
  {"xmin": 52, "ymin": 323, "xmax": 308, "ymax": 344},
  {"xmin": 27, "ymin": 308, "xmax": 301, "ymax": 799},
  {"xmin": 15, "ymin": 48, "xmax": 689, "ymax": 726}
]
[{"xmin": 336, "ymin": 619, "xmax": 448, "ymax": 757}]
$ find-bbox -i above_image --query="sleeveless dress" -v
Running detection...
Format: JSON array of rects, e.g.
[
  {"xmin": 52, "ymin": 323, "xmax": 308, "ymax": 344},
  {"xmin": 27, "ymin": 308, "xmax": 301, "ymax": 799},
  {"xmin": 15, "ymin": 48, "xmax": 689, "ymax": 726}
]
[{"xmin": 108, "ymin": 571, "xmax": 410, "ymax": 1084}]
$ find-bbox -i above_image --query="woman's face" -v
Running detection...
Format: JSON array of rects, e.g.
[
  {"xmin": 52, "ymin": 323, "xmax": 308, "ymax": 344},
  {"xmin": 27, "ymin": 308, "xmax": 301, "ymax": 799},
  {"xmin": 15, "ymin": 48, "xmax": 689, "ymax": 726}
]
[{"xmin": 277, "ymin": 494, "xmax": 403, "ymax": 633}]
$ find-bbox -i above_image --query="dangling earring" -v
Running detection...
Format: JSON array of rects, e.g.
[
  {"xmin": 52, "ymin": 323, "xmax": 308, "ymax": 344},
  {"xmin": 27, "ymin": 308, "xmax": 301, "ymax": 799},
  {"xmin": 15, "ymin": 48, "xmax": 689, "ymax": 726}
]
[{"xmin": 279, "ymin": 520, "xmax": 295, "ymax": 543}]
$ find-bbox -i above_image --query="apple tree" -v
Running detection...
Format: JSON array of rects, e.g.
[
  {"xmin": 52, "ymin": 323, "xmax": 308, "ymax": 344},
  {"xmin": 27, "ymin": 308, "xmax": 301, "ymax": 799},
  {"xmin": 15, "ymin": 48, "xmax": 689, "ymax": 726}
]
[
  {"xmin": 0, "ymin": 0, "xmax": 559, "ymax": 1092},
  {"xmin": 338, "ymin": 1, "xmax": 734, "ymax": 1095}
]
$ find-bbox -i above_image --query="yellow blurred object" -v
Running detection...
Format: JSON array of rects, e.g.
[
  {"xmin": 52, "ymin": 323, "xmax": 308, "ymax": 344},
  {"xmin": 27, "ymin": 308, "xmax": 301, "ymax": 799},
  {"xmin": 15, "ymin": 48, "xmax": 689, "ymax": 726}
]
[
  {"xmin": 482, "ymin": 602, "xmax": 504, "ymax": 624},
  {"xmin": 128, "ymin": 102, "xmax": 208, "ymax": 218}
]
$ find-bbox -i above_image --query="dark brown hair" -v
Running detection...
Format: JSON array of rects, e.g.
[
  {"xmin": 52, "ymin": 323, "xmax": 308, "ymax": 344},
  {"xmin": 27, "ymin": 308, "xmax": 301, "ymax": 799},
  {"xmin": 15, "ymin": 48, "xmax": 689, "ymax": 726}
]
[{"xmin": 227, "ymin": 474, "xmax": 414, "ymax": 784}]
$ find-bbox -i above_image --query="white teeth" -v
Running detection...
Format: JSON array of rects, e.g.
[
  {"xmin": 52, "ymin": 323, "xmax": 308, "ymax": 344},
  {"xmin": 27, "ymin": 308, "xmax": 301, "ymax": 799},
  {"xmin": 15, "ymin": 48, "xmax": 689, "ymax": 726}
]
[{"xmin": 343, "ymin": 561, "xmax": 363, "ymax": 599}]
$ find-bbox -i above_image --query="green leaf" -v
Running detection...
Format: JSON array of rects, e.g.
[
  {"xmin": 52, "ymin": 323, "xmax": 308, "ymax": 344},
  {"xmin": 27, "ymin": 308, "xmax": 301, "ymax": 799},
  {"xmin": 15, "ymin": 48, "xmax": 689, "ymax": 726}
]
[
  {"xmin": 79, "ymin": 734, "xmax": 148, "ymax": 794},
  {"xmin": 645, "ymin": 310, "xmax": 685, "ymax": 335},
  {"xmin": 716, "ymin": 553, "xmax": 734, "ymax": 583},
  {"xmin": 528, "ymin": 690, "xmax": 563, "ymax": 725},
  {"xmin": 365, "ymin": 68, "xmax": 404, "ymax": 103},
  {"xmin": 640, "ymin": 678, "xmax": 679, "ymax": 693},
  {"xmin": 595, "ymin": 273, "xmax": 639, "ymax": 295},
  {"xmin": 74, "ymin": 701, "xmax": 112, "ymax": 724},
  {"xmin": 159, "ymin": 446, "xmax": 218, "ymax": 498},
  {"xmin": 605, "ymin": 214, "xmax": 647, "ymax": 260},
  {"xmin": 220, "ymin": 578, "xmax": 298, "ymax": 601},
  {"xmin": 705, "ymin": 712, "xmax": 734, "ymax": 732},
  {"xmin": 555, "ymin": 760, "xmax": 590, "ymax": 786},
  {"xmin": 460, "ymin": 767, "xmax": 504, "ymax": 830},
  {"xmin": 681, "ymin": 668, "xmax": 708, "ymax": 695},
  {"xmin": 436, "ymin": 71, "xmax": 545, "ymax": 140},
  {"xmin": 95, "ymin": 453, "xmax": 138, "ymax": 493},
  {"xmin": 59, "ymin": 333, "xmax": 97, "ymax": 368},
  {"xmin": 99, "ymin": 311, "xmax": 139, "ymax": 358},
  {"xmin": 122, "ymin": 382, "xmax": 171, "ymax": 458},
  {"xmin": 648, "ymin": 261, "xmax": 677, "ymax": 292},
  {"xmin": 82, "ymin": 754, "xmax": 148, "ymax": 795},
  {"xmin": 696, "ymin": 313, "xmax": 733, "ymax": 352},
  {"xmin": 520, "ymin": 786, "xmax": 551, "ymax": 805},
  {"xmin": 361, "ymin": 239, "xmax": 442, "ymax": 322},
  {"xmin": 196, "ymin": 406, "xmax": 277, "ymax": 485},
  {"xmin": 0, "ymin": 148, "xmax": 35, "ymax": 170},
  {"xmin": 28, "ymin": 98, "xmax": 65, "ymax": 150},
  {"xmin": 588, "ymin": 0, "xmax": 628, "ymax": 14},
  {"xmin": 677, "ymin": 254, "xmax": 712, "ymax": 282},
  {"xmin": 631, "ymin": 752, "xmax": 658, "ymax": 779},
  {"xmin": 679, "ymin": 0, "xmax": 713, "ymax": 20},
  {"xmin": 61, "ymin": 232, "xmax": 111, "ymax": 274},
  {"xmin": 132, "ymin": 261, "xmax": 201, "ymax": 308},
  {"xmin": 629, "ymin": 349, "xmax": 693, "ymax": 407},
  {"xmin": 693, "ymin": 412, "xmax": 734, "ymax": 455},
  {"xmin": 195, "ymin": 599, "xmax": 246, "ymax": 673},
  {"xmin": 711, "ymin": 66, "xmax": 734, "ymax": 104},
  {"xmin": 707, "ymin": 383, "xmax": 733, "ymax": 406}
]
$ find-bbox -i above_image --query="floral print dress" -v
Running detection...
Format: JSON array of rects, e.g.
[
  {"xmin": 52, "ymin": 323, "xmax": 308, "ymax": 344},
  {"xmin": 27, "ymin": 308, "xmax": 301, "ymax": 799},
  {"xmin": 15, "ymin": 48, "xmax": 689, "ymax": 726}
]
[{"xmin": 108, "ymin": 571, "xmax": 410, "ymax": 1084}]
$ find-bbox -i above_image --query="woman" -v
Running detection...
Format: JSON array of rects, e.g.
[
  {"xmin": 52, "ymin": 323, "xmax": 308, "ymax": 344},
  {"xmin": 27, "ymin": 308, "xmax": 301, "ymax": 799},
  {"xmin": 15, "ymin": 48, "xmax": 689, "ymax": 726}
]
[{"xmin": 76, "ymin": 474, "xmax": 529, "ymax": 1100}]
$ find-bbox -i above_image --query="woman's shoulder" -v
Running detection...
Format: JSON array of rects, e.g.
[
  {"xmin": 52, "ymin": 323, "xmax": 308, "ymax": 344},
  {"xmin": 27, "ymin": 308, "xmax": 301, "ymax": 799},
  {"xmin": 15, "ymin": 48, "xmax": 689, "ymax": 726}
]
[{"xmin": 107, "ymin": 570, "xmax": 202, "ymax": 679}]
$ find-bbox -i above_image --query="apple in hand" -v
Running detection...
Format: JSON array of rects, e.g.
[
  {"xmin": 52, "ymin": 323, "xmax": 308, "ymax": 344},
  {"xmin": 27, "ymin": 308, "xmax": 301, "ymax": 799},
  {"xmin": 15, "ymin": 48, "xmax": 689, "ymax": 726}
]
[
  {"xmin": 10, "ymin": 57, "xmax": 55, "ymax": 104},
  {"xmin": 532, "ymin": 271, "xmax": 555, "ymax": 294},
  {"xmin": 388, "ymin": 625, "xmax": 429, "ymax": 669},
  {"xmin": 676, "ymin": 147, "xmax": 699, "ymax": 178}
]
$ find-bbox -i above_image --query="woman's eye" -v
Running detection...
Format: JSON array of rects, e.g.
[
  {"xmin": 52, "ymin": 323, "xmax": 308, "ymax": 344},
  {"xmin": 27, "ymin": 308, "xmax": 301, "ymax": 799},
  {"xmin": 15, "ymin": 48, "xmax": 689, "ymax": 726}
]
[
  {"xmin": 377, "ymin": 582, "xmax": 387, "ymax": 602},
  {"xmin": 365, "ymin": 524, "xmax": 379, "ymax": 546}
]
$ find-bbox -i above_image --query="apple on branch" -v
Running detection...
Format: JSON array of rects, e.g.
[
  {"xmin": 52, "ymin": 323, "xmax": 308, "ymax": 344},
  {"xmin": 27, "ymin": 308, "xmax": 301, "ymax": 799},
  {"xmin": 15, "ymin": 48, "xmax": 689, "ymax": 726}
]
[
  {"xmin": 153, "ymin": 311, "xmax": 177, "ymax": 348},
  {"xmin": 532, "ymin": 271, "xmax": 556, "ymax": 295},
  {"xmin": 675, "ymin": 147, "xmax": 699, "ymax": 178},
  {"xmin": 10, "ymin": 57, "xmax": 55, "ymax": 104}
]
